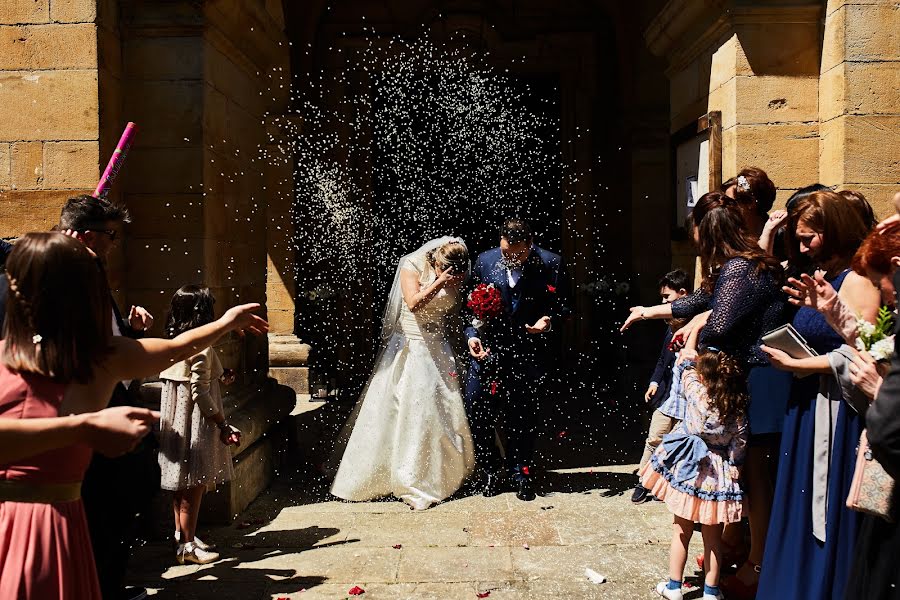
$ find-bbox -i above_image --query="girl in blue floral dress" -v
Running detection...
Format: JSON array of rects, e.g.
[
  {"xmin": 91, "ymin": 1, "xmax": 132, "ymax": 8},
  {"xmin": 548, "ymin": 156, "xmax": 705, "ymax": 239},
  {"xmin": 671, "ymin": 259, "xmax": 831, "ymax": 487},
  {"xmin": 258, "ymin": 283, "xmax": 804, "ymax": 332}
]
[{"xmin": 641, "ymin": 351, "xmax": 749, "ymax": 600}]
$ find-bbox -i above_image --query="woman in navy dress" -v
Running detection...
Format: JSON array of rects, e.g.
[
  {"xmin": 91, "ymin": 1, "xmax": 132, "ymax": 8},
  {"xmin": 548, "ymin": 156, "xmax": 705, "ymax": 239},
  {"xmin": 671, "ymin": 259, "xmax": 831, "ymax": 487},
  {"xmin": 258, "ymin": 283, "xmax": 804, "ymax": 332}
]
[{"xmin": 758, "ymin": 190, "xmax": 880, "ymax": 600}]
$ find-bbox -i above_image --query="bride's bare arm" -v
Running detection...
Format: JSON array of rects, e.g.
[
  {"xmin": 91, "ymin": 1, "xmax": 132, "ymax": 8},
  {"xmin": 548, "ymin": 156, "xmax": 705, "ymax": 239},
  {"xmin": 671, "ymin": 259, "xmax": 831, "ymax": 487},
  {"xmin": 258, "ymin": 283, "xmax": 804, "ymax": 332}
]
[{"xmin": 401, "ymin": 267, "xmax": 460, "ymax": 313}]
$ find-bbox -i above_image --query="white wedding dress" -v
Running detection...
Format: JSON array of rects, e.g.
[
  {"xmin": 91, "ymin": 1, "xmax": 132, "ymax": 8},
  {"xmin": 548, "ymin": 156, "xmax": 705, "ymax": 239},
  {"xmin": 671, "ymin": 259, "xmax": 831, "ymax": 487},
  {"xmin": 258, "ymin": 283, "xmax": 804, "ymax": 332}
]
[{"xmin": 329, "ymin": 238, "xmax": 476, "ymax": 510}]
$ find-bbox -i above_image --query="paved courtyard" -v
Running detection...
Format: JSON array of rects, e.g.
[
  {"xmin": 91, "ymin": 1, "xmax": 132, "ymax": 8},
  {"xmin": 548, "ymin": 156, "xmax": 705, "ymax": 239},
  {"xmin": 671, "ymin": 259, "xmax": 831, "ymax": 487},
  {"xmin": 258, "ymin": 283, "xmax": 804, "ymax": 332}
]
[{"xmin": 131, "ymin": 464, "xmax": 707, "ymax": 599}]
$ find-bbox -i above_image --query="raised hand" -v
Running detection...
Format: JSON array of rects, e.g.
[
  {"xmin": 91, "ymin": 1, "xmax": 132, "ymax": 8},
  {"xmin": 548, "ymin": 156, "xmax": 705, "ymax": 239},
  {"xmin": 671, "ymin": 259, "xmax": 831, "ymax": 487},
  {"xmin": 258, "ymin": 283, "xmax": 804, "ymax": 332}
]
[
  {"xmin": 763, "ymin": 209, "xmax": 789, "ymax": 234},
  {"xmin": 435, "ymin": 266, "xmax": 464, "ymax": 289},
  {"xmin": 783, "ymin": 271, "xmax": 837, "ymax": 311},
  {"xmin": 673, "ymin": 311, "xmax": 711, "ymax": 347},
  {"xmin": 128, "ymin": 305, "xmax": 154, "ymax": 331},
  {"xmin": 60, "ymin": 229, "xmax": 97, "ymax": 257},
  {"xmin": 85, "ymin": 406, "xmax": 160, "ymax": 457},
  {"xmin": 525, "ymin": 316, "xmax": 551, "ymax": 334},
  {"xmin": 468, "ymin": 337, "xmax": 489, "ymax": 360},
  {"xmin": 222, "ymin": 303, "xmax": 269, "ymax": 337}
]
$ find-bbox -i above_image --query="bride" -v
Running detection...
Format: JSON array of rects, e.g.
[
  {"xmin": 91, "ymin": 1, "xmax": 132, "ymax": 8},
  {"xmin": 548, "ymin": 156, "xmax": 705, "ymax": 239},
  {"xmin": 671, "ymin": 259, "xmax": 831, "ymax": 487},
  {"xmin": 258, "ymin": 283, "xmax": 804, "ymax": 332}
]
[{"xmin": 329, "ymin": 237, "xmax": 476, "ymax": 510}]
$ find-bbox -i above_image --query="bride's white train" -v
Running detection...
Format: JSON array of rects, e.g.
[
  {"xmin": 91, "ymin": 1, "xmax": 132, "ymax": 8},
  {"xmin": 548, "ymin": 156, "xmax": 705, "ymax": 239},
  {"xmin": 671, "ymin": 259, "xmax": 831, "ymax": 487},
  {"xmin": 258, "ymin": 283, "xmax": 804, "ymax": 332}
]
[{"xmin": 329, "ymin": 237, "xmax": 475, "ymax": 510}]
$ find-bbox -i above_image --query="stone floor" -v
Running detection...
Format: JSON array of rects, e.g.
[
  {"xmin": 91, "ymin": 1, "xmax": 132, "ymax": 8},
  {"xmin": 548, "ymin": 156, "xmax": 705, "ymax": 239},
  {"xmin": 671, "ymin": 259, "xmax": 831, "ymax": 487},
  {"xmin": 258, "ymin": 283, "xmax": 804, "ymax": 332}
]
[{"xmin": 130, "ymin": 464, "xmax": 708, "ymax": 599}]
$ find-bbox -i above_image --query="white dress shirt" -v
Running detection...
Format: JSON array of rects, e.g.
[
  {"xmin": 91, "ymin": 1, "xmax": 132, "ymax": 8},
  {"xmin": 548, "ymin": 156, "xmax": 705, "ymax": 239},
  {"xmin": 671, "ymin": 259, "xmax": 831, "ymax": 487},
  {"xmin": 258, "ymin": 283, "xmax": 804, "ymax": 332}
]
[{"xmin": 507, "ymin": 266, "xmax": 522, "ymax": 288}]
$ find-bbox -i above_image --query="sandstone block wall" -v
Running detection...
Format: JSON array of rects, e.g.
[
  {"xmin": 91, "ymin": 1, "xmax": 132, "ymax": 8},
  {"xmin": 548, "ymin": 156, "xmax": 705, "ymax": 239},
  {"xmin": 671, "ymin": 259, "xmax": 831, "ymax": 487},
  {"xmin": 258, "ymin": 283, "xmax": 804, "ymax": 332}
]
[
  {"xmin": 0, "ymin": 0, "xmax": 100, "ymax": 236},
  {"xmin": 113, "ymin": 0, "xmax": 291, "ymax": 376},
  {"xmin": 703, "ymin": 10, "xmax": 821, "ymax": 207},
  {"xmin": 820, "ymin": 0, "xmax": 900, "ymax": 217}
]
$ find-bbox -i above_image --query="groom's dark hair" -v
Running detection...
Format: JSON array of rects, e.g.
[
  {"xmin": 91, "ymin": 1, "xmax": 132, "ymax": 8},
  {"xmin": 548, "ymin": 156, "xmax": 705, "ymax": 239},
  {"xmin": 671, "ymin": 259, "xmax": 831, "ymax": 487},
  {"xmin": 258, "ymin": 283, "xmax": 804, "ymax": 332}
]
[{"xmin": 500, "ymin": 217, "xmax": 532, "ymax": 245}]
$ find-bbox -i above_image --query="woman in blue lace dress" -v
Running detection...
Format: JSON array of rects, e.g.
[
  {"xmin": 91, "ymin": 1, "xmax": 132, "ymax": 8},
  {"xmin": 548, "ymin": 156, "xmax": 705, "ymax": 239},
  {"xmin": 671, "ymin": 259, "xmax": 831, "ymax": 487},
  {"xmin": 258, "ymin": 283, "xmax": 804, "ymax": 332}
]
[
  {"xmin": 758, "ymin": 190, "xmax": 880, "ymax": 600},
  {"xmin": 626, "ymin": 191, "xmax": 788, "ymax": 599}
]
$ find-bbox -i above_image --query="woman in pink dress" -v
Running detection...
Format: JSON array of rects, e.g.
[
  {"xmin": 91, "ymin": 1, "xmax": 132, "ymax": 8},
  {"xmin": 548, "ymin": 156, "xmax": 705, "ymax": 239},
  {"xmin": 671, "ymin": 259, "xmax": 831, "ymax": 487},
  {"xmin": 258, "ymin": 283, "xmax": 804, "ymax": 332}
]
[{"xmin": 0, "ymin": 232, "xmax": 268, "ymax": 599}]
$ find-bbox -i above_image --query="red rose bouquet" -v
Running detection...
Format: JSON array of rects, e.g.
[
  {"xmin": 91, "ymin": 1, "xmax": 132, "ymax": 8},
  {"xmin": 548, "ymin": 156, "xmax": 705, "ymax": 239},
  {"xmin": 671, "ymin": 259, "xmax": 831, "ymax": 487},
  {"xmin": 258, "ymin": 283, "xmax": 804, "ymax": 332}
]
[
  {"xmin": 467, "ymin": 283, "xmax": 504, "ymax": 394},
  {"xmin": 467, "ymin": 283, "xmax": 504, "ymax": 329}
]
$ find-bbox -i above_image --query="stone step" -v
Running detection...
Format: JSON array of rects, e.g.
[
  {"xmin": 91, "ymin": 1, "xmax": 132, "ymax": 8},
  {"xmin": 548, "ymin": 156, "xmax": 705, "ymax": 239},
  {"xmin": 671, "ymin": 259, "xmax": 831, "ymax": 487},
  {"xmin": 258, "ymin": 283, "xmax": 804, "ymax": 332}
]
[
  {"xmin": 268, "ymin": 334, "xmax": 311, "ymax": 366},
  {"xmin": 268, "ymin": 365, "xmax": 310, "ymax": 395},
  {"xmin": 143, "ymin": 378, "xmax": 298, "ymax": 534}
]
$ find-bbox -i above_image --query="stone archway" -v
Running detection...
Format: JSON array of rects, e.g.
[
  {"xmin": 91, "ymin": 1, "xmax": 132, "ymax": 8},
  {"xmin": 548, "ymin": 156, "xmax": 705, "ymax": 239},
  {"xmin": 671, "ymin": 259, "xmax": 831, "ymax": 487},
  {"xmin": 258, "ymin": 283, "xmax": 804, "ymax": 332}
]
[{"xmin": 281, "ymin": 1, "xmax": 673, "ymax": 460}]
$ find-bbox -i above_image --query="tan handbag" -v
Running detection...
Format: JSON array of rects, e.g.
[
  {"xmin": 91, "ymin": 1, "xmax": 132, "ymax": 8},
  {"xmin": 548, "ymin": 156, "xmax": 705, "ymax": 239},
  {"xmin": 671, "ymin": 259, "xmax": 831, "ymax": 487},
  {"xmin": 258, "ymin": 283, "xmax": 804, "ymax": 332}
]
[{"xmin": 846, "ymin": 429, "xmax": 895, "ymax": 522}]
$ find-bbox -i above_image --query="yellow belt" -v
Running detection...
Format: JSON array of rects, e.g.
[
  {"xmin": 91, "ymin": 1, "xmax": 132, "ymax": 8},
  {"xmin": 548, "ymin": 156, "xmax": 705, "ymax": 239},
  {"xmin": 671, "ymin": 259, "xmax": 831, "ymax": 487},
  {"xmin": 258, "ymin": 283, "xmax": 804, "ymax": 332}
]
[{"xmin": 0, "ymin": 480, "xmax": 82, "ymax": 503}]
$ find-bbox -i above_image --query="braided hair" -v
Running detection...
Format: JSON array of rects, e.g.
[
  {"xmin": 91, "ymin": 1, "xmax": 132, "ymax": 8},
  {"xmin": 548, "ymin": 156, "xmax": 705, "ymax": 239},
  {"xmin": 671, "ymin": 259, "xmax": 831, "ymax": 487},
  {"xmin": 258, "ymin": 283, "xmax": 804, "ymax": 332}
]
[{"xmin": 2, "ymin": 233, "xmax": 112, "ymax": 382}]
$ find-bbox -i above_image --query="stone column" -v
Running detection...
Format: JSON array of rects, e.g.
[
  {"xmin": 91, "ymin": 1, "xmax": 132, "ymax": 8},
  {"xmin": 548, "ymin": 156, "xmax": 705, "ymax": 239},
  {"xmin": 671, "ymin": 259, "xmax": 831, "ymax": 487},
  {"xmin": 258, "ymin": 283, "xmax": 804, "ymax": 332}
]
[
  {"xmin": 264, "ymin": 115, "xmax": 312, "ymax": 397},
  {"xmin": 820, "ymin": 0, "xmax": 900, "ymax": 215},
  {"xmin": 118, "ymin": 0, "xmax": 297, "ymax": 523},
  {"xmin": 646, "ymin": 1, "xmax": 823, "ymax": 207},
  {"xmin": 709, "ymin": 5, "xmax": 822, "ymax": 205}
]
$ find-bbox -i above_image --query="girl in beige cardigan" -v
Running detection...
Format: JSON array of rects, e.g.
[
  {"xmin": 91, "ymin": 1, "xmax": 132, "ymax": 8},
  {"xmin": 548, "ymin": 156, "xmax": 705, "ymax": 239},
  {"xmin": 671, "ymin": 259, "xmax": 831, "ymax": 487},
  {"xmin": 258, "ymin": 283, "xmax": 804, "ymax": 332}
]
[{"xmin": 158, "ymin": 285, "xmax": 240, "ymax": 565}]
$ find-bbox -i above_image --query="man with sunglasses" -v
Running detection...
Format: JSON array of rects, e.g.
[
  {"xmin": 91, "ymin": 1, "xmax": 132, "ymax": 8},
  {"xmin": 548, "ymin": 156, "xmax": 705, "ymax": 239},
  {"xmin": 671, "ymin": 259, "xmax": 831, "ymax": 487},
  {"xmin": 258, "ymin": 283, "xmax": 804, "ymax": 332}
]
[{"xmin": 57, "ymin": 194, "xmax": 157, "ymax": 600}]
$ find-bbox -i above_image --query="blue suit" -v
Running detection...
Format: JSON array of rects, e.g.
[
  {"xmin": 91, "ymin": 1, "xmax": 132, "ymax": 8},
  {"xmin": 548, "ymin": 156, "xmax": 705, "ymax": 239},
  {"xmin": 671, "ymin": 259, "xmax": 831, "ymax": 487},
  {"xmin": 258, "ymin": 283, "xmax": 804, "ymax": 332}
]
[
  {"xmin": 649, "ymin": 328, "xmax": 677, "ymax": 408},
  {"xmin": 463, "ymin": 246, "xmax": 571, "ymax": 479}
]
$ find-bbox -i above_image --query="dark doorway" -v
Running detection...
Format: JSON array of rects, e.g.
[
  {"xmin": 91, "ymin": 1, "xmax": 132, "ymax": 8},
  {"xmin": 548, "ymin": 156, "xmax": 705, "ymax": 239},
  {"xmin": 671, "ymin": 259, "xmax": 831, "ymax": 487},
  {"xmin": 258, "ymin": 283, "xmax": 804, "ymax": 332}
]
[{"xmin": 364, "ymin": 69, "xmax": 564, "ymax": 381}]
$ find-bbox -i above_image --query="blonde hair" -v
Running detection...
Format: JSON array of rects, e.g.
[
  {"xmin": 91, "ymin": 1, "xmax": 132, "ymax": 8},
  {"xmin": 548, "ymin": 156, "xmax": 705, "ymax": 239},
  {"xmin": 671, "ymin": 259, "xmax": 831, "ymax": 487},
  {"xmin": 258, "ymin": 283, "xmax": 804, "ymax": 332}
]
[{"xmin": 427, "ymin": 241, "xmax": 468, "ymax": 272}]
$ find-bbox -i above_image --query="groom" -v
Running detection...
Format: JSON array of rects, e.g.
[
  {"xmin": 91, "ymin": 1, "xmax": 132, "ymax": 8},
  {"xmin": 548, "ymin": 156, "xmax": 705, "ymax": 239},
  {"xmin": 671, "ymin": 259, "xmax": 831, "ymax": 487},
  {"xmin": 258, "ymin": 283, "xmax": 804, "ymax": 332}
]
[{"xmin": 464, "ymin": 217, "xmax": 571, "ymax": 501}]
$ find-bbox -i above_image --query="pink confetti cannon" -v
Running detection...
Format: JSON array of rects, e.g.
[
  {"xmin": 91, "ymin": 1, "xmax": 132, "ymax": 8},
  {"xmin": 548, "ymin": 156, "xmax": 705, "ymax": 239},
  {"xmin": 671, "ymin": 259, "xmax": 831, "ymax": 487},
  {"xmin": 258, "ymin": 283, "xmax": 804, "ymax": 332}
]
[{"xmin": 92, "ymin": 122, "xmax": 138, "ymax": 199}]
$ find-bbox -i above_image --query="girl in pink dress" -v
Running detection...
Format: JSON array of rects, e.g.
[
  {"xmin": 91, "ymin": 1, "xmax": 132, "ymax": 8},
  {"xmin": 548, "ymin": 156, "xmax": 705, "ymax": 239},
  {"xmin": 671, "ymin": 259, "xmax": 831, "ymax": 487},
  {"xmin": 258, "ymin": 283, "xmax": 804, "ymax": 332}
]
[
  {"xmin": 640, "ymin": 351, "xmax": 749, "ymax": 600},
  {"xmin": 0, "ymin": 233, "xmax": 267, "ymax": 599}
]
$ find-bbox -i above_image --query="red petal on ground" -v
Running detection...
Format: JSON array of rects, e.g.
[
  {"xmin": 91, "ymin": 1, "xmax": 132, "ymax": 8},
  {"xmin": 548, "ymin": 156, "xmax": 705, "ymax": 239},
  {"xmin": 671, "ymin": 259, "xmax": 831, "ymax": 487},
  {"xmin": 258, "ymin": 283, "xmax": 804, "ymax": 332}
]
[
  {"xmin": 392, "ymin": 544, "xmax": 402, "ymax": 549},
  {"xmin": 348, "ymin": 585, "xmax": 366, "ymax": 595},
  {"xmin": 477, "ymin": 593, "xmax": 491, "ymax": 598}
]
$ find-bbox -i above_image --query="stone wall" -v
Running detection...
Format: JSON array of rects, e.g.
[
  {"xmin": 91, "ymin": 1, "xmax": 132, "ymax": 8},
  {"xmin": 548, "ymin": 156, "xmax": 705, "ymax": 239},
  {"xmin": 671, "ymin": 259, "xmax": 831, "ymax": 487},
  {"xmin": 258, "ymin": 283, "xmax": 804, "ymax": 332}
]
[
  {"xmin": 648, "ymin": 2, "xmax": 822, "ymax": 211},
  {"xmin": 0, "ymin": 0, "xmax": 299, "ymax": 521},
  {"xmin": 116, "ymin": 0, "xmax": 292, "ymax": 362},
  {"xmin": 115, "ymin": 0, "xmax": 298, "ymax": 521},
  {"xmin": 648, "ymin": 0, "xmax": 900, "ymax": 221},
  {"xmin": 0, "ymin": 0, "xmax": 99, "ymax": 235},
  {"xmin": 820, "ymin": 0, "xmax": 900, "ymax": 216}
]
